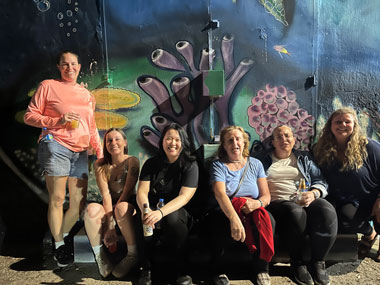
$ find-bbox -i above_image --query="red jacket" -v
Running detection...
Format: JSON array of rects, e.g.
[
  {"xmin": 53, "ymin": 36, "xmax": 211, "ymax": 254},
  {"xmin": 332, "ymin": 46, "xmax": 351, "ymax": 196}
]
[{"xmin": 231, "ymin": 197, "xmax": 274, "ymax": 262}]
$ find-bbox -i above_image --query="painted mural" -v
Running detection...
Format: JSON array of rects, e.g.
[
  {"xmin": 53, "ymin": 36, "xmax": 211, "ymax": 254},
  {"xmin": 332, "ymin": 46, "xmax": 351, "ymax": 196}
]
[{"xmin": 1, "ymin": 0, "xmax": 380, "ymax": 203}]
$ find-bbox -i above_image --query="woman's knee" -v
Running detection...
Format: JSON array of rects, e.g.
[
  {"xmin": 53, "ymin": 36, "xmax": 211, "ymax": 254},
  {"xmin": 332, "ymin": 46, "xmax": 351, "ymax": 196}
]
[
  {"xmin": 49, "ymin": 192, "xmax": 66, "ymax": 208},
  {"xmin": 114, "ymin": 202, "xmax": 134, "ymax": 220},
  {"xmin": 309, "ymin": 199, "xmax": 337, "ymax": 222},
  {"xmin": 84, "ymin": 203, "xmax": 105, "ymax": 223}
]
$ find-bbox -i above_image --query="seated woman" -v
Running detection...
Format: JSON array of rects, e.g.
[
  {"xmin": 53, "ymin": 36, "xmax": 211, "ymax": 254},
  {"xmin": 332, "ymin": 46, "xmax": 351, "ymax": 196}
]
[
  {"xmin": 256, "ymin": 125, "xmax": 337, "ymax": 285},
  {"xmin": 136, "ymin": 123, "xmax": 199, "ymax": 285},
  {"xmin": 210, "ymin": 125, "xmax": 274, "ymax": 285},
  {"xmin": 313, "ymin": 107, "xmax": 380, "ymax": 261},
  {"xmin": 84, "ymin": 128, "xmax": 140, "ymax": 278}
]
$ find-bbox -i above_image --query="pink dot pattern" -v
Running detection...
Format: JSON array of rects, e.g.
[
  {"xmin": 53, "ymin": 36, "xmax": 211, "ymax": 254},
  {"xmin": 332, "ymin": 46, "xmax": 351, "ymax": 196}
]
[{"xmin": 247, "ymin": 84, "xmax": 315, "ymax": 150}]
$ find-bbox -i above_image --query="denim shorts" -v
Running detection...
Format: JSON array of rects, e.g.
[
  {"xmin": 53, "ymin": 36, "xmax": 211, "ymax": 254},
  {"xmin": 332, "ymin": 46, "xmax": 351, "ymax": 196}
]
[{"xmin": 38, "ymin": 137, "xmax": 88, "ymax": 179}]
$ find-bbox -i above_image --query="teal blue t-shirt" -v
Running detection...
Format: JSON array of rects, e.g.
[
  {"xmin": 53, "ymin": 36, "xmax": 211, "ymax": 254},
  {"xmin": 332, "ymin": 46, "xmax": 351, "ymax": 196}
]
[{"xmin": 211, "ymin": 157, "xmax": 266, "ymax": 198}]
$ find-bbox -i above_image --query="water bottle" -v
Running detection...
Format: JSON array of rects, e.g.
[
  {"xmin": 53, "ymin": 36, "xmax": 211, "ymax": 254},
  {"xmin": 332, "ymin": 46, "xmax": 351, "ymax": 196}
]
[
  {"xmin": 143, "ymin": 203, "xmax": 153, "ymax": 237},
  {"xmin": 42, "ymin": 127, "xmax": 53, "ymax": 141},
  {"xmin": 155, "ymin": 198, "xmax": 165, "ymax": 230}
]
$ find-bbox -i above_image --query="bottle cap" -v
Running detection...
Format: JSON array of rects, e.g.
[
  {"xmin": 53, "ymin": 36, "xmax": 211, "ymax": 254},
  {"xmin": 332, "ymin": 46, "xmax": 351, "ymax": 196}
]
[{"xmin": 159, "ymin": 198, "xmax": 164, "ymax": 202}]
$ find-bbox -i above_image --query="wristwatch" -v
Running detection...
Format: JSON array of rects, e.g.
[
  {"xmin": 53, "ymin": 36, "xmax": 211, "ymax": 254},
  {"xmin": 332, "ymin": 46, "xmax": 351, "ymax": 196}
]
[{"xmin": 312, "ymin": 190, "xmax": 320, "ymax": 199}]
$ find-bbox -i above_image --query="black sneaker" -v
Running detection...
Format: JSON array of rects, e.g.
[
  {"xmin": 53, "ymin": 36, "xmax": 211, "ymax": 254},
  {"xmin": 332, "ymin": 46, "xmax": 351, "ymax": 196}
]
[
  {"xmin": 137, "ymin": 268, "xmax": 152, "ymax": 285},
  {"xmin": 212, "ymin": 274, "xmax": 230, "ymax": 285},
  {"xmin": 63, "ymin": 235, "xmax": 74, "ymax": 260},
  {"xmin": 310, "ymin": 261, "xmax": 330, "ymax": 285},
  {"xmin": 292, "ymin": 264, "xmax": 314, "ymax": 285},
  {"xmin": 54, "ymin": 245, "xmax": 73, "ymax": 267},
  {"xmin": 176, "ymin": 275, "xmax": 192, "ymax": 285}
]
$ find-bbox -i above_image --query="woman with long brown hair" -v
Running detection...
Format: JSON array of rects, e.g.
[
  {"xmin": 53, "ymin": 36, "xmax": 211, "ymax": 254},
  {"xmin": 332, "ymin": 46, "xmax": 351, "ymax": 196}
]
[
  {"xmin": 84, "ymin": 128, "xmax": 139, "ymax": 278},
  {"xmin": 314, "ymin": 107, "xmax": 380, "ymax": 262}
]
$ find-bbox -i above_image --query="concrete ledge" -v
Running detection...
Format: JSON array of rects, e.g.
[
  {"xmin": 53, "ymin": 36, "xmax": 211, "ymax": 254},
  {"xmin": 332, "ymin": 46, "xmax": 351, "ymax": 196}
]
[
  {"xmin": 74, "ymin": 228, "xmax": 95, "ymax": 263},
  {"xmin": 73, "ymin": 227, "xmax": 358, "ymax": 268}
]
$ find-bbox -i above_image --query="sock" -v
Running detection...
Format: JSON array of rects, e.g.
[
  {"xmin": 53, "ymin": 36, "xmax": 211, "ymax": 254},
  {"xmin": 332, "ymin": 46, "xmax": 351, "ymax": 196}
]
[
  {"xmin": 127, "ymin": 244, "xmax": 137, "ymax": 256},
  {"xmin": 92, "ymin": 244, "xmax": 102, "ymax": 256},
  {"xmin": 55, "ymin": 240, "xmax": 64, "ymax": 249},
  {"xmin": 63, "ymin": 232, "xmax": 69, "ymax": 238}
]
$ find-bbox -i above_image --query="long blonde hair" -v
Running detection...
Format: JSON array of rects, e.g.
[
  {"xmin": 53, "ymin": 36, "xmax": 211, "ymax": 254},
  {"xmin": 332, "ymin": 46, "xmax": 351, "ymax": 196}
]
[
  {"xmin": 217, "ymin": 125, "xmax": 250, "ymax": 160},
  {"xmin": 313, "ymin": 107, "xmax": 368, "ymax": 171}
]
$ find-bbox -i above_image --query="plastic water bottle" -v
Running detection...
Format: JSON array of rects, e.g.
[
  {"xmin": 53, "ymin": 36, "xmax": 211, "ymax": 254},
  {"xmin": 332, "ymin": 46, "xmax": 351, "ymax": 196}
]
[
  {"xmin": 155, "ymin": 199, "xmax": 165, "ymax": 230},
  {"xmin": 42, "ymin": 127, "xmax": 53, "ymax": 141},
  {"xmin": 143, "ymin": 203, "xmax": 153, "ymax": 237}
]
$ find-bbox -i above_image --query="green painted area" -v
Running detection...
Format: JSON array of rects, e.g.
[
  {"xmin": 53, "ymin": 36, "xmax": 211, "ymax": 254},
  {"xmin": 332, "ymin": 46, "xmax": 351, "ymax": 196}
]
[
  {"xmin": 231, "ymin": 87, "xmax": 259, "ymax": 144},
  {"xmin": 203, "ymin": 70, "xmax": 225, "ymax": 97}
]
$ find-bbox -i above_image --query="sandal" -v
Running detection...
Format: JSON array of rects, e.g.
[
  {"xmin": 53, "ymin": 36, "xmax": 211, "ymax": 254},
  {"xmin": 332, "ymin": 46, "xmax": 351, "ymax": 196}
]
[
  {"xmin": 376, "ymin": 250, "xmax": 380, "ymax": 263},
  {"xmin": 358, "ymin": 233, "xmax": 378, "ymax": 256}
]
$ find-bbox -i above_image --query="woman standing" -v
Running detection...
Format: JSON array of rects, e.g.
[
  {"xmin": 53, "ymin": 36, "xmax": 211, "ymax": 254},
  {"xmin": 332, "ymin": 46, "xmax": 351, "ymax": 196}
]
[
  {"xmin": 210, "ymin": 125, "xmax": 274, "ymax": 285},
  {"xmin": 24, "ymin": 51, "xmax": 103, "ymax": 267},
  {"xmin": 84, "ymin": 128, "xmax": 139, "ymax": 278},
  {"xmin": 136, "ymin": 123, "xmax": 198, "ymax": 285},
  {"xmin": 256, "ymin": 125, "xmax": 337, "ymax": 285},
  {"xmin": 314, "ymin": 107, "xmax": 380, "ymax": 262}
]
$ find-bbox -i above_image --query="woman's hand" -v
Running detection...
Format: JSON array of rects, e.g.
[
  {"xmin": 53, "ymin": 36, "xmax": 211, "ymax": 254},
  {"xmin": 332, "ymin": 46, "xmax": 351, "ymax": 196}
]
[
  {"xmin": 143, "ymin": 210, "xmax": 162, "ymax": 229},
  {"xmin": 371, "ymin": 198, "xmax": 380, "ymax": 223},
  {"xmin": 241, "ymin": 197, "xmax": 260, "ymax": 214},
  {"xmin": 60, "ymin": 111, "xmax": 80, "ymax": 125},
  {"xmin": 230, "ymin": 216, "xmax": 246, "ymax": 242},
  {"xmin": 103, "ymin": 228, "xmax": 118, "ymax": 249},
  {"xmin": 298, "ymin": 191, "xmax": 315, "ymax": 207}
]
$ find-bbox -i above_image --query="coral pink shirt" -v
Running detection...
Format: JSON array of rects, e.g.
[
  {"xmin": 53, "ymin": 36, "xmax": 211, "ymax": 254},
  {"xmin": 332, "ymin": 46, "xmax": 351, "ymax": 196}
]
[{"xmin": 24, "ymin": 79, "xmax": 103, "ymax": 158}]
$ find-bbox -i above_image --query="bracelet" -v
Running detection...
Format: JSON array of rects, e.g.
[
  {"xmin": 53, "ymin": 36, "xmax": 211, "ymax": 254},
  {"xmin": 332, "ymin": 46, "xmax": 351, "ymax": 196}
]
[
  {"xmin": 258, "ymin": 199, "xmax": 264, "ymax": 207},
  {"xmin": 158, "ymin": 208, "xmax": 164, "ymax": 218},
  {"xmin": 312, "ymin": 190, "xmax": 320, "ymax": 199}
]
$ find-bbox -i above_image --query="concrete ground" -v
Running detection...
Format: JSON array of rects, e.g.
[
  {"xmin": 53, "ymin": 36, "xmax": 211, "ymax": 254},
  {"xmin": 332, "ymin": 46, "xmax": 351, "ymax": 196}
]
[{"xmin": 0, "ymin": 237, "xmax": 379, "ymax": 284}]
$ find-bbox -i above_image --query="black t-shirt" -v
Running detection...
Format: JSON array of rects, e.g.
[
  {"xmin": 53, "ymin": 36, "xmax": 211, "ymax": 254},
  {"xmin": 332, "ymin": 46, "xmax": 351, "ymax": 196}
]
[{"xmin": 139, "ymin": 155, "xmax": 199, "ymax": 206}]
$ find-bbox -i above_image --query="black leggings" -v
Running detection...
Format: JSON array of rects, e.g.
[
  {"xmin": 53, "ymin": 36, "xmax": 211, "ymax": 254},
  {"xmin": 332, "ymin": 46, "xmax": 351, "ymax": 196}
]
[
  {"xmin": 137, "ymin": 207, "xmax": 193, "ymax": 274},
  {"xmin": 205, "ymin": 207, "xmax": 275, "ymax": 274},
  {"xmin": 267, "ymin": 199, "xmax": 337, "ymax": 263},
  {"xmin": 329, "ymin": 200, "xmax": 380, "ymax": 236}
]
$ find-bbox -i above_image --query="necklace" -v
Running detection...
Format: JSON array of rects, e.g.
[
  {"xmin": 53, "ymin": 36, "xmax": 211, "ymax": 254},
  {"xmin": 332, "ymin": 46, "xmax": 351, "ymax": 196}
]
[{"xmin": 229, "ymin": 158, "xmax": 244, "ymax": 163}]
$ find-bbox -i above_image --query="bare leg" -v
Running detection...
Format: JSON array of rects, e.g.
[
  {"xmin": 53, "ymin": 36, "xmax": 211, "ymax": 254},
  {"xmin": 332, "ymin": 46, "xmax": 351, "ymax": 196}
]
[
  {"xmin": 84, "ymin": 203, "xmax": 105, "ymax": 247},
  {"xmin": 114, "ymin": 202, "xmax": 136, "ymax": 246},
  {"xmin": 45, "ymin": 175, "xmax": 68, "ymax": 242},
  {"xmin": 62, "ymin": 177, "xmax": 87, "ymax": 233}
]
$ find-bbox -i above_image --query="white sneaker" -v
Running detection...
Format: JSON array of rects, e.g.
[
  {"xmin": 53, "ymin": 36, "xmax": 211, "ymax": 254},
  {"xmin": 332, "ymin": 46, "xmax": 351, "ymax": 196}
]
[
  {"xmin": 95, "ymin": 247, "xmax": 113, "ymax": 278},
  {"xmin": 112, "ymin": 254, "xmax": 138, "ymax": 278},
  {"xmin": 257, "ymin": 272, "xmax": 271, "ymax": 285}
]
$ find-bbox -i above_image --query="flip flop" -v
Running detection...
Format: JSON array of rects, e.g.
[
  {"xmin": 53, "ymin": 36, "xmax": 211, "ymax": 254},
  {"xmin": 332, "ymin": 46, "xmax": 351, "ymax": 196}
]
[
  {"xmin": 375, "ymin": 250, "xmax": 380, "ymax": 263},
  {"xmin": 358, "ymin": 233, "xmax": 378, "ymax": 256}
]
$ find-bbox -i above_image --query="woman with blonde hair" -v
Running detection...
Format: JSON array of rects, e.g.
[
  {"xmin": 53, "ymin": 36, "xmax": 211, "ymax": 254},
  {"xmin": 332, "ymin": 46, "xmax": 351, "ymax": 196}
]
[
  {"xmin": 314, "ymin": 107, "xmax": 380, "ymax": 262},
  {"xmin": 84, "ymin": 128, "xmax": 139, "ymax": 278},
  {"xmin": 209, "ymin": 125, "xmax": 274, "ymax": 285}
]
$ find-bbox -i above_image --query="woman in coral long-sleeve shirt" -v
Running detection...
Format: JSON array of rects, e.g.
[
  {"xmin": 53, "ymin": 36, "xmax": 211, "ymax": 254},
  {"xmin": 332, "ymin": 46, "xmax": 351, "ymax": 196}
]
[{"xmin": 24, "ymin": 51, "xmax": 103, "ymax": 267}]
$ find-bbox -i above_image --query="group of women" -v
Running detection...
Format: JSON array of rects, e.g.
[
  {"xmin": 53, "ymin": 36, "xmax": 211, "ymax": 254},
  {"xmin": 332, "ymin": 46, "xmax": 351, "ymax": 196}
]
[{"xmin": 24, "ymin": 51, "xmax": 380, "ymax": 285}]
